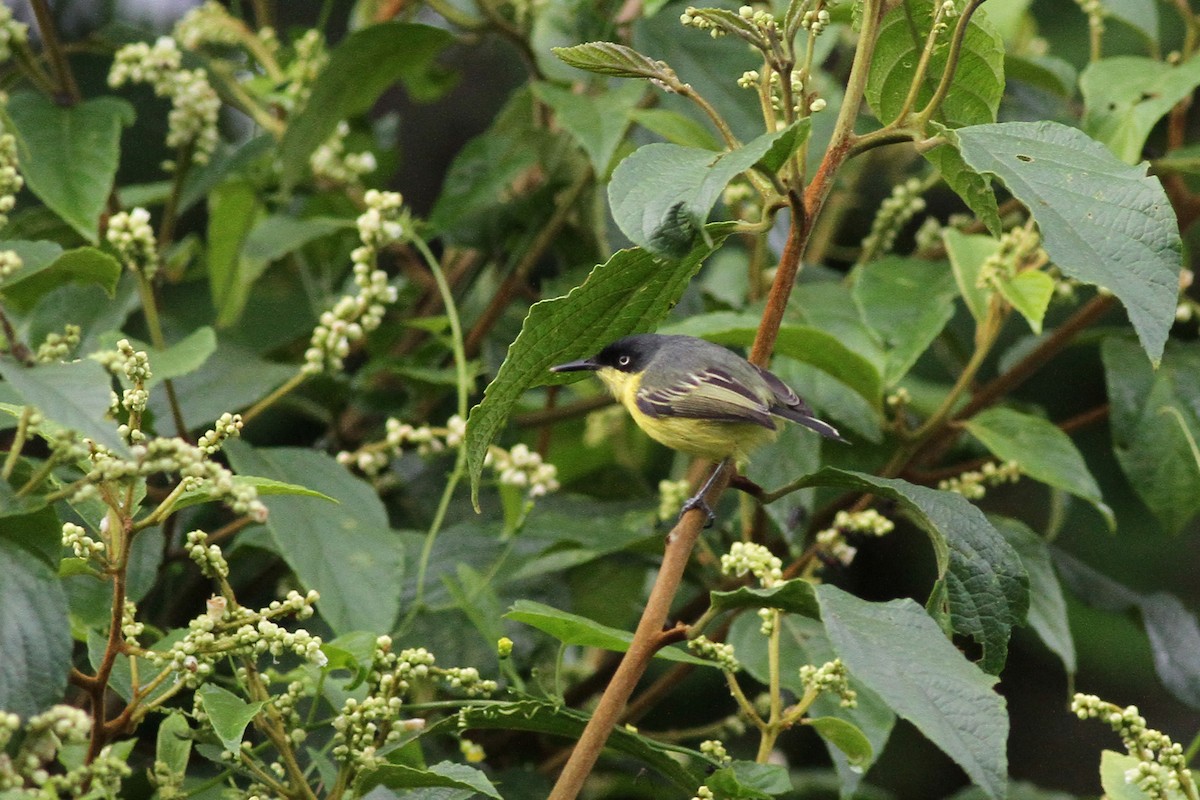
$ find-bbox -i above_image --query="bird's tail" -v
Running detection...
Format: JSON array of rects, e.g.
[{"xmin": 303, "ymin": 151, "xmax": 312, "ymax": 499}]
[{"xmin": 775, "ymin": 405, "xmax": 847, "ymax": 442}]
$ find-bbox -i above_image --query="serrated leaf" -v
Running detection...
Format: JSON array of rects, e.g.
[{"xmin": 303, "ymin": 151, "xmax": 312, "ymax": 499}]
[
  {"xmin": 608, "ymin": 128, "xmax": 792, "ymax": 258},
  {"xmin": 1081, "ymin": 56, "xmax": 1200, "ymax": 164},
  {"xmin": 866, "ymin": 0, "xmax": 1004, "ymax": 127},
  {"xmin": 710, "ymin": 579, "xmax": 820, "ymax": 618},
  {"xmin": 0, "ymin": 537, "xmax": 70, "ymax": 717},
  {"xmin": 505, "ymin": 600, "xmax": 711, "ymax": 665},
  {"xmin": 954, "ymin": 121, "xmax": 1181, "ymax": 364},
  {"xmin": 224, "ymin": 443, "xmax": 404, "ymax": 636},
  {"xmin": 552, "ymin": 41, "xmax": 672, "ymax": 80},
  {"xmin": 1054, "ymin": 549, "xmax": 1200, "ymax": 709},
  {"xmin": 926, "ymin": 142, "xmax": 1003, "ymax": 235},
  {"xmin": 943, "ymin": 229, "xmax": 996, "ymax": 323},
  {"xmin": 852, "ymin": 257, "xmax": 958, "ymax": 386},
  {"xmin": 465, "ymin": 226, "xmax": 731, "ymax": 505},
  {"xmin": 807, "ymin": 717, "xmax": 873, "ymax": 766},
  {"xmin": 4, "ymin": 94, "xmax": 133, "ymax": 242},
  {"xmin": 533, "ymin": 81, "xmax": 645, "ymax": 175},
  {"xmin": 0, "ymin": 246, "xmax": 119, "ymax": 311},
  {"xmin": 817, "ymin": 585, "xmax": 1008, "ymax": 800},
  {"xmin": 964, "ymin": 407, "xmax": 1113, "ymax": 527},
  {"xmin": 992, "ymin": 517, "xmax": 1075, "ymax": 674},
  {"xmin": 1102, "ymin": 338, "xmax": 1200, "ymax": 534},
  {"xmin": 0, "ymin": 358, "xmax": 127, "ymax": 454},
  {"xmin": 794, "ymin": 468, "xmax": 1028, "ymax": 673},
  {"xmin": 661, "ymin": 311, "xmax": 883, "ymax": 409},
  {"xmin": 197, "ymin": 684, "xmax": 263, "ymax": 752},
  {"xmin": 279, "ymin": 23, "xmax": 453, "ymax": 187}
]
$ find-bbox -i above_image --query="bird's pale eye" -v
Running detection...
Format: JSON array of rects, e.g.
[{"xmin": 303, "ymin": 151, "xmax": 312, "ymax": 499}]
[{"xmin": 618, "ymin": 355, "xmax": 631, "ymax": 367}]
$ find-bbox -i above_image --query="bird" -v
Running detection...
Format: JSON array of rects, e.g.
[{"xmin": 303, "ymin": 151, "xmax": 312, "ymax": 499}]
[{"xmin": 550, "ymin": 333, "xmax": 844, "ymax": 523}]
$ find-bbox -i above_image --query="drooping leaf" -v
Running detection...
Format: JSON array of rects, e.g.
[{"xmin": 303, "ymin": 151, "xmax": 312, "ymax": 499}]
[
  {"xmin": 954, "ymin": 121, "xmax": 1181, "ymax": 364},
  {"xmin": 0, "ymin": 538, "xmax": 70, "ymax": 717},
  {"xmin": 465, "ymin": 226, "xmax": 731, "ymax": 505},
  {"xmin": 608, "ymin": 127, "xmax": 795, "ymax": 258},
  {"xmin": 817, "ymin": 585, "xmax": 1009, "ymax": 800},
  {"xmin": 279, "ymin": 23, "xmax": 454, "ymax": 187},
  {"xmin": 505, "ymin": 600, "xmax": 710, "ymax": 665},
  {"xmin": 710, "ymin": 579, "xmax": 820, "ymax": 619},
  {"xmin": 0, "ymin": 358, "xmax": 127, "ymax": 453},
  {"xmin": 1102, "ymin": 338, "xmax": 1200, "ymax": 534},
  {"xmin": 197, "ymin": 684, "xmax": 264, "ymax": 753},
  {"xmin": 224, "ymin": 443, "xmax": 404, "ymax": 636},
  {"xmin": 851, "ymin": 257, "xmax": 958, "ymax": 386},
  {"xmin": 807, "ymin": 717, "xmax": 874, "ymax": 767},
  {"xmin": 533, "ymin": 81, "xmax": 646, "ymax": 175},
  {"xmin": 552, "ymin": 41, "xmax": 675, "ymax": 80},
  {"xmin": 0, "ymin": 246, "xmax": 119, "ymax": 312},
  {"xmin": 357, "ymin": 762, "xmax": 502, "ymax": 799},
  {"xmin": 991, "ymin": 517, "xmax": 1075, "ymax": 675},
  {"xmin": 4, "ymin": 94, "xmax": 133, "ymax": 242},
  {"xmin": 963, "ymin": 407, "xmax": 1114, "ymax": 527},
  {"xmin": 1081, "ymin": 56, "xmax": 1200, "ymax": 164},
  {"xmin": 794, "ymin": 468, "xmax": 1028, "ymax": 673}
]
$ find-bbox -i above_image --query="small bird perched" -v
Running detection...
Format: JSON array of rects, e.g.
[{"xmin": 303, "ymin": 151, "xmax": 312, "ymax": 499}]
[{"xmin": 550, "ymin": 333, "xmax": 843, "ymax": 522}]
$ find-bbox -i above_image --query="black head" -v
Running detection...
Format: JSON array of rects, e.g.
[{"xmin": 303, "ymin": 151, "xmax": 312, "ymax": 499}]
[{"xmin": 549, "ymin": 334, "xmax": 665, "ymax": 374}]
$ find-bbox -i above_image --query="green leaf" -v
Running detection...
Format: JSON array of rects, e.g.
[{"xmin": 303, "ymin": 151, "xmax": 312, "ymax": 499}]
[
  {"xmin": 0, "ymin": 241, "xmax": 63, "ymax": 294},
  {"xmin": 465, "ymin": 226, "xmax": 731, "ymax": 505},
  {"xmin": 224, "ymin": 443, "xmax": 404, "ymax": 636},
  {"xmin": 178, "ymin": 134, "xmax": 275, "ymax": 213},
  {"xmin": 631, "ymin": 108, "xmax": 721, "ymax": 150},
  {"xmin": 995, "ymin": 269, "xmax": 1055, "ymax": 334},
  {"xmin": 706, "ymin": 762, "xmax": 792, "ymax": 798},
  {"xmin": 953, "ymin": 121, "xmax": 1182, "ymax": 364},
  {"xmin": 866, "ymin": 0, "xmax": 1004, "ymax": 127},
  {"xmin": 943, "ymin": 229, "xmax": 995, "ymax": 323},
  {"xmin": 505, "ymin": 600, "xmax": 711, "ymax": 665},
  {"xmin": 168, "ymin": 475, "xmax": 338, "ymax": 515},
  {"xmin": 156, "ymin": 712, "xmax": 193, "ymax": 778},
  {"xmin": 816, "ymin": 585, "xmax": 1009, "ymax": 800},
  {"xmin": 279, "ymin": 23, "xmax": 454, "ymax": 187},
  {"xmin": 794, "ymin": 468, "xmax": 1028, "ymax": 673},
  {"xmin": 0, "ymin": 358, "xmax": 127, "ymax": 453},
  {"xmin": 197, "ymin": 684, "xmax": 264, "ymax": 753},
  {"xmin": 1098, "ymin": 0, "xmax": 1158, "ymax": 43},
  {"xmin": 552, "ymin": 41, "xmax": 674, "ymax": 80},
  {"xmin": 1101, "ymin": 338, "xmax": 1200, "ymax": 534},
  {"xmin": 207, "ymin": 180, "xmax": 264, "ymax": 328},
  {"xmin": 963, "ymin": 407, "xmax": 1113, "ymax": 527},
  {"xmin": 358, "ymin": 762, "xmax": 502, "ymax": 799},
  {"xmin": 448, "ymin": 699, "xmax": 710, "ymax": 790},
  {"xmin": 145, "ymin": 326, "xmax": 217, "ymax": 385},
  {"xmin": 533, "ymin": 81, "xmax": 645, "ymax": 175},
  {"xmin": 608, "ymin": 128, "xmax": 791, "ymax": 258},
  {"xmin": 661, "ymin": 311, "xmax": 883, "ymax": 408},
  {"xmin": 1100, "ymin": 750, "xmax": 1188, "ymax": 800},
  {"xmin": 852, "ymin": 257, "xmax": 958, "ymax": 386},
  {"xmin": 0, "ymin": 538, "xmax": 70, "ymax": 718},
  {"xmin": 1081, "ymin": 56, "xmax": 1200, "ymax": 164},
  {"xmin": 1055, "ymin": 549, "xmax": 1200, "ymax": 709},
  {"xmin": 807, "ymin": 716, "xmax": 874, "ymax": 766},
  {"xmin": 710, "ymin": 579, "xmax": 820, "ymax": 619},
  {"xmin": 4, "ymin": 94, "xmax": 133, "ymax": 242},
  {"xmin": 925, "ymin": 142, "xmax": 1003, "ymax": 235},
  {"xmin": 0, "ymin": 246, "xmax": 120, "ymax": 312},
  {"xmin": 242, "ymin": 216, "xmax": 352, "ymax": 264},
  {"xmin": 992, "ymin": 517, "xmax": 1075, "ymax": 674}
]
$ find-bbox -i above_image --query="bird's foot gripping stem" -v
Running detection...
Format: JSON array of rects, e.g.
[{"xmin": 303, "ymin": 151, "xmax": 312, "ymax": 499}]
[{"xmin": 676, "ymin": 458, "xmax": 731, "ymax": 529}]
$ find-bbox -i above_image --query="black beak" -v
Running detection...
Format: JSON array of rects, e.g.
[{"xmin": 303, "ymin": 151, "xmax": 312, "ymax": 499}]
[{"xmin": 550, "ymin": 357, "xmax": 599, "ymax": 373}]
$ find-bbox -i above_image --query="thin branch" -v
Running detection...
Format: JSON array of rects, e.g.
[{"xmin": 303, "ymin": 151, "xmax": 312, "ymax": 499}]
[{"xmin": 30, "ymin": 0, "xmax": 81, "ymax": 104}]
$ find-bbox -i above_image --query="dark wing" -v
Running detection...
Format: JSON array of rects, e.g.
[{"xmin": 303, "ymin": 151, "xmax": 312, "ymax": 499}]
[
  {"xmin": 635, "ymin": 367, "xmax": 776, "ymax": 429},
  {"xmin": 755, "ymin": 363, "xmax": 846, "ymax": 442}
]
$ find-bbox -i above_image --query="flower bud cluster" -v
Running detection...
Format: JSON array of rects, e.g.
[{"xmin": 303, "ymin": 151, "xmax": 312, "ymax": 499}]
[
  {"xmin": 109, "ymin": 37, "xmax": 220, "ymax": 166},
  {"xmin": 459, "ymin": 739, "xmax": 486, "ymax": 763},
  {"xmin": 62, "ymin": 522, "xmax": 105, "ymax": 561},
  {"xmin": 801, "ymin": 6, "xmax": 832, "ymax": 34},
  {"xmin": 106, "ymin": 208, "xmax": 159, "ymax": 278},
  {"xmin": 35, "ymin": 325, "xmax": 81, "ymax": 363},
  {"xmin": 85, "ymin": 436, "xmax": 268, "ymax": 522},
  {"xmin": 303, "ymin": 190, "xmax": 403, "ymax": 374},
  {"xmin": 0, "ymin": 127, "xmax": 23, "ymax": 229},
  {"xmin": 186, "ymin": 529, "xmax": 229, "ymax": 578},
  {"xmin": 658, "ymin": 478, "xmax": 692, "ymax": 522},
  {"xmin": 977, "ymin": 225, "xmax": 1043, "ymax": 290},
  {"xmin": 0, "ymin": 706, "xmax": 131, "ymax": 796},
  {"xmin": 721, "ymin": 541, "xmax": 783, "ymax": 587},
  {"xmin": 1175, "ymin": 270, "xmax": 1199, "ymax": 323},
  {"xmin": 0, "ymin": 249, "xmax": 20, "ymax": 280},
  {"xmin": 0, "ymin": 7, "xmax": 28, "ymax": 63},
  {"xmin": 680, "ymin": 7, "xmax": 727, "ymax": 37},
  {"xmin": 332, "ymin": 638, "xmax": 433, "ymax": 766},
  {"xmin": 699, "ymin": 739, "xmax": 732, "ymax": 765},
  {"xmin": 174, "ymin": 1, "xmax": 245, "ymax": 50},
  {"xmin": 799, "ymin": 658, "xmax": 857, "ymax": 707},
  {"xmin": 861, "ymin": 177, "xmax": 927, "ymax": 262},
  {"xmin": 938, "ymin": 460, "xmax": 1020, "ymax": 500},
  {"xmin": 691, "ymin": 787, "xmax": 716, "ymax": 800},
  {"xmin": 145, "ymin": 587, "xmax": 323, "ymax": 687},
  {"xmin": 689, "ymin": 635, "xmax": 740, "ymax": 672},
  {"xmin": 815, "ymin": 508, "xmax": 895, "ymax": 566},
  {"xmin": 1072, "ymin": 694, "xmax": 1193, "ymax": 800},
  {"xmin": 311, "ymin": 121, "xmax": 378, "ymax": 186},
  {"xmin": 197, "ymin": 412, "xmax": 244, "ymax": 454},
  {"xmin": 485, "ymin": 443, "xmax": 560, "ymax": 497},
  {"xmin": 281, "ymin": 30, "xmax": 328, "ymax": 110}
]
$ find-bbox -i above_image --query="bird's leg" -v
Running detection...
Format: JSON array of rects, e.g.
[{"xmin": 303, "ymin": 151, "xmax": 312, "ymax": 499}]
[{"xmin": 679, "ymin": 458, "xmax": 732, "ymax": 528}]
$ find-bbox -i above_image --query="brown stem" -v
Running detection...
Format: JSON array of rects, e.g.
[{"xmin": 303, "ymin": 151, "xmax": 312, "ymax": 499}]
[
  {"xmin": 87, "ymin": 516, "xmax": 134, "ymax": 762},
  {"xmin": 30, "ymin": 0, "xmax": 81, "ymax": 104}
]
